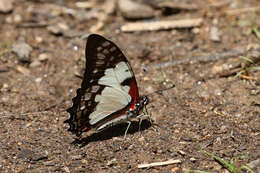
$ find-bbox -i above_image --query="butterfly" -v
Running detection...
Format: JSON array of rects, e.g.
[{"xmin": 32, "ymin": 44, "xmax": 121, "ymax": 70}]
[{"xmin": 65, "ymin": 34, "xmax": 149, "ymax": 137}]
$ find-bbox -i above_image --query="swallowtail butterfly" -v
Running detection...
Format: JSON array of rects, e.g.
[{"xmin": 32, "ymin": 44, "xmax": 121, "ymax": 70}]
[{"xmin": 65, "ymin": 34, "xmax": 149, "ymax": 137}]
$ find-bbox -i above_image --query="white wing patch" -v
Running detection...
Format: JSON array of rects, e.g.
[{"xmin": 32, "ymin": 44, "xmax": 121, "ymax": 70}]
[
  {"xmin": 89, "ymin": 62, "xmax": 133, "ymax": 125},
  {"xmin": 98, "ymin": 61, "xmax": 132, "ymax": 89}
]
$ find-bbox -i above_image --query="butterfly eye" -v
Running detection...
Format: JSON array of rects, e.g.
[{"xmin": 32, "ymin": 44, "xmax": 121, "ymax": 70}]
[
  {"xmin": 80, "ymin": 105, "xmax": 86, "ymax": 110},
  {"xmin": 93, "ymin": 69, "xmax": 98, "ymax": 73}
]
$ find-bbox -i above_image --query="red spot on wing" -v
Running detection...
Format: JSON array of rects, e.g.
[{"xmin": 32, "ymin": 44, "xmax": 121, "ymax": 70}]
[
  {"xmin": 128, "ymin": 79, "xmax": 140, "ymax": 109},
  {"xmin": 82, "ymin": 126, "xmax": 91, "ymax": 132}
]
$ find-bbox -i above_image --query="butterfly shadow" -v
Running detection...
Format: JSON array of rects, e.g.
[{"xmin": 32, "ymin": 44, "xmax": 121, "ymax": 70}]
[{"xmin": 72, "ymin": 120, "xmax": 152, "ymax": 147}]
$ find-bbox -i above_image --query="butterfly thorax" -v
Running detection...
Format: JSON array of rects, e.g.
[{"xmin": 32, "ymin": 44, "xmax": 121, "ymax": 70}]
[{"xmin": 127, "ymin": 96, "xmax": 149, "ymax": 119}]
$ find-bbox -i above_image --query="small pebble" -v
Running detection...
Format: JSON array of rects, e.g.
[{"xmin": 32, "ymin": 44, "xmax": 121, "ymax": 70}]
[
  {"xmin": 190, "ymin": 157, "xmax": 196, "ymax": 162},
  {"xmin": 75, "ymin": 1, "xmax": 94, "ymax": 9},
  {"xmin": 210, "ymin": 26, "xmax": 221, "ymax": 42},
  {"xmin": 35, "ymin": 78, "xmax": 42, "ymax": 83},
  {"xmin": 73, "ymin": 45, "xmax": 79, "ymax": 51},
  {"xmin": 247, "ymin": 159, "xmax": 260, "ymax": 169},
  {"xmin": 5, "ymin": 16, "xmax": 12, "ymax": 23},
  {"xmin": 138, "ymin": 136, "xmax": 145, "ymax": 142},
  {"xmin": 39, "ymin": 53, "xmax": 49, "ymax": 61},
  {"xmin": 35, "ymin": 36, "xmax": 43, "ymax": 43},
  {"xmin": 47, "ymin": 23, "xmax": 69, "ymax": 35},
  {"xmin": 177, "ymin": 150, "xmax": 186, "ymax": 156},
  {"xmin": 250, "ymin": 89, "xmax": 260, "ymax": 95},
  {"xmin": 192, "ymin": 27, "xmax": 200, "ymax": 34},
  {"xmin": 12, "ymin": 41, "xmax": 32, "ymax": 62},
  {"xmin": 214, "ymin": 88, "xmax": 222, "ymax": 96},
  {"xmin": 0, "ymin": 0, "xmax": 13, "ymax": 13},
  {"xmin": 118, "ymin": 0, "xmax": 155, "ymax": 19},
  {"xmin": 13, "ymin": 14, "xmax": 22, "ymax": 23},
  {"xmin": 106, "ymin": 158, "xmax": 117, "ymax": 166},
  {"xmin": 81, "ymin": 159, "xmax": 88, "ymax": 164},
  {"xmin": 30, "ymin": 61, "xmax": 41, "ymax": 68}
]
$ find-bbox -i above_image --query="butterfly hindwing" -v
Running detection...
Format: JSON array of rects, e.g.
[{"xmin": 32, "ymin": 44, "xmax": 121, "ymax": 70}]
[{"xmin": 65, "ymin": 34, "xmax": 140, "ymax": 136}]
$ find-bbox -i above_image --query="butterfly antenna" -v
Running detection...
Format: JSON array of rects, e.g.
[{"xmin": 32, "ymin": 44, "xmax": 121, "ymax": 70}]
[
  {"xmin": 146, "ymin": 84, "xmax": 175, "ymax": 97},
  {"xmin": 139, "ymin": 84, "xmax": 174, "ymax": 131}
]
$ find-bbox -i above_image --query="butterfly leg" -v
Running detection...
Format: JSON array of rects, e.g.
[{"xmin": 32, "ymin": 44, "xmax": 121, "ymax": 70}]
[
  {"xmin": 124, "ymin": 121, "xmax": 132, "ymax": 139},
  {"xmin": 137, "ymin": 114, "xmax": 152, "ymax": 137},
  {"xmin": 137, "ymin": 106, "xmax": 152, "ymax": 131},
  {"xmin": 138, "ymin": 115, "xmax": 143, "ymax": 132}
]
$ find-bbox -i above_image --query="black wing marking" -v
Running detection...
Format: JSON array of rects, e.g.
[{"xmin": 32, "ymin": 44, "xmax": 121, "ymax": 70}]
[{"xmin": 65, "ymin": 34, "xmax": 138, "ymax": 136}]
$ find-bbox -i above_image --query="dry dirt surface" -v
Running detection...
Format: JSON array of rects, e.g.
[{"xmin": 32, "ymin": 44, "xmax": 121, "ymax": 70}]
[{"xmin": 0, "ymin": 0, "xmax": 260, "ymax": 172}]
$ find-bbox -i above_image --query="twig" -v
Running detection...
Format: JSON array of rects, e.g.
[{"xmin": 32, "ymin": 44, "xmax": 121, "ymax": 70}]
[
  {"xmin": 138, "ymin": 159, "xmax": 181, "ymax": 168},
  {"xmin": 225, "ymin": 6, "xmax": 260, "ymax": 15},
  {"xmin": 209, "ymin": 0, "xmax": 232, "ymax": 8},
  {"xmin": 217, "ymin": 67, "xmax": 241, "ymax": 78},
  {"xmin": 239, "ymin": 75, "xmax": 258, "ymax": 80},
  {"xmin": 0, "ymin": 111, "xmax": 50, "ymax": 117},
  {"xmin": 121, "ymin": 18, "xmax": 203, "ymax": 32},
  {"xmin": 0, "ymin": 116, "xmax": 9, "ymax": 118},
  {"xmin": 0, "ymin": 109, "xmax": 66, "ymax": 118},
  {"xmin": 158, "ymin": 2, "xmax": 198, "ymax": 11},
  {"xmin": 144, "ymin": 46, "xmax": 260, "ymax": 70},
  {"xmin": 17, "ymin": 22, "xmax": 48, "ymax": 28}
]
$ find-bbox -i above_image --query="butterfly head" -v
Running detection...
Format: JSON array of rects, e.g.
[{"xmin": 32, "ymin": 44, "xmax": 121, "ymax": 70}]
[
  {"xmin": 129, "ymin": 96, "xmax": 149, "ymax": 116},
  {"xmin": 139, "ymin": 96, "xmax": 149, "ymax": 107}
]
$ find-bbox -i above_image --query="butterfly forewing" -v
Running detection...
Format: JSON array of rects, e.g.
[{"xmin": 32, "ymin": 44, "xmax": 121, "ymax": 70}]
[{"xmin": 65, "ymin": 34, "xmax": 140, "ymax": 136}]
